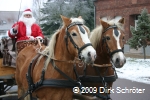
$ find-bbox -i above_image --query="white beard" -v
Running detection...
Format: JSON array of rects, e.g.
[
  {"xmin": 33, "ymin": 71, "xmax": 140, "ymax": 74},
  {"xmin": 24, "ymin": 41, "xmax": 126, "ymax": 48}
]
[
  {"xmin": 19, "ymin": 16, "xmax": 36, "ymax": 26},
  {"xmin": 19, "ymin": 16, "xmax": 36, "ymax": 36}
]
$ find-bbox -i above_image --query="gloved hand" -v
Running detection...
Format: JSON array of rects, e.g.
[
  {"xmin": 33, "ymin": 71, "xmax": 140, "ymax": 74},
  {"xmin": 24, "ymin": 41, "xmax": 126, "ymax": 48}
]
[
  {"xmin": 13, "ymin": 24, "xmax": 18, "ymax": 31},
  {"xmin": 35, "ymin": 37, "xmax": 43, "ymax": 43},
  {"xmin": 28, "ymin": 36, "xmax": 35, "ymax": 40},
  {"xmin": 13, "ymin": 24, "xmax": 18, "ymax": 33},
  {"xmin": 11, "ymin": 24, "xmax": 18, "ymax": 35}
]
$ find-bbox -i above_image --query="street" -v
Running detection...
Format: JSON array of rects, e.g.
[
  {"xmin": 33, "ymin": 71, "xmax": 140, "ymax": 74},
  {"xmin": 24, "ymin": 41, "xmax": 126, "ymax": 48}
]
[
  {"xmin": 110, "ymin": 78, "xmax": 150, "ymax": 100},
  {"xmin": 2, "ymin": 78, "xmax": 150, "ymax": 100}
]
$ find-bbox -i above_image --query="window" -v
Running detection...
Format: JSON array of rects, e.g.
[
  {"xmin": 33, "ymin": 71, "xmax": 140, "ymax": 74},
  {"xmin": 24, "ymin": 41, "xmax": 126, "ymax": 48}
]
[
  {"xmin": 134, "ymin": 15, "xmax": 140, "ymax": 30},
  {"xmin": 2, "ymin": 20, "xmax": 7, "ymax": 24},
  {"xmin": 135, "ymin": 20, "xmax": 138, "ymax": 30}
]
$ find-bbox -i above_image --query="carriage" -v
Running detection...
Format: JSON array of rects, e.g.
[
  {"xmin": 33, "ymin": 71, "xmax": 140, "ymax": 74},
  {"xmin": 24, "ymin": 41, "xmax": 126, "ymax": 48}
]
[
  {"xmin": 0, "ymin": 15, "xmax": 126, "ymax": 100},
  {"xmin": 0, "ymin": 37, "xmax": 16, "ymax": 99},
  {"xmin": 0, "ymin": 37, "xmax": 48, "ymax": 100},
  {"xmin": 0, "ymin": 57, "xmax": 16, "ymax": 99}
]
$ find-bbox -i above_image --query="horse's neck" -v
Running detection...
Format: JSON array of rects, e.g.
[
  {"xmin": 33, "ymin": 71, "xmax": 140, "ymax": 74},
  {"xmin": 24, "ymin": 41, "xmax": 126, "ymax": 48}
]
[
  {"xmin": 51, "ymin": 30, "xmax": 76, "ymax": 79},
  {"xmin": 54, "ymin": 29, "xmax": 74, "ymax": 60},
  {"xmin": 95, "ymin": 43, "xmax": 110, "ymax": 65}
]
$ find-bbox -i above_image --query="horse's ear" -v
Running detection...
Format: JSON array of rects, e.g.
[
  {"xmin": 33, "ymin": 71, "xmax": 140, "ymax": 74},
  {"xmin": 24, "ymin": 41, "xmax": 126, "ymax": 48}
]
[
  {"xmin": 78, "ymin": 16, "xmax": 82, "ymax": 19},
  {"xmin": 118, "ymin": 18, "xmax": 124, "ymax": 24},
  {"xmin": 99, "ymin": 18, "xmax": 109, "ymax": 29},
  {"xmin": 60, "ymin": 15, "xmax": 71, "ymax": 26}
]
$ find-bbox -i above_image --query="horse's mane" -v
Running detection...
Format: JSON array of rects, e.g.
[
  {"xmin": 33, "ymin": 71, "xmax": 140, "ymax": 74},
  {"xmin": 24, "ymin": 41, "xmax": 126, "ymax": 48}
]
[{"xmin": 90, "ymin": 18, "xmax": 124, "ymax": 49}]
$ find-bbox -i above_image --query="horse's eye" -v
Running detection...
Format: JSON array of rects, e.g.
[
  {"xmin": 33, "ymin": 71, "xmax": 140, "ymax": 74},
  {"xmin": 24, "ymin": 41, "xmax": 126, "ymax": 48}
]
[
  {"xmin": 72, "ymin": 33, "xmax": 77, "ymax": 36},
  {"xmin": 122, "ymin": 37, "xmax": 125, "ymax": 41},
  {"xmin": 106, "ymin": 36, "xmax": 110, "ymax": 40}
]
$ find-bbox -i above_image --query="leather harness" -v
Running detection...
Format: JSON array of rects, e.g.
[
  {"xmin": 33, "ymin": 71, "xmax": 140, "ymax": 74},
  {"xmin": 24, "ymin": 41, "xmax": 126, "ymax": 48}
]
[{"xmin": 18, "ymin": 24, "xmax": 124, "ymax": 100}]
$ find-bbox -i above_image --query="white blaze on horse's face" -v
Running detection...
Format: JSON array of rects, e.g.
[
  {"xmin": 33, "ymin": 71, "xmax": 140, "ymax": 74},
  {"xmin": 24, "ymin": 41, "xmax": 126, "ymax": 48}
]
[
  {"xmin": 112, "ymin": 29, "xmax": 126, "ymax": 68},
  {"xmin": 77, "ymin": 25, "xmax": 96, "ymax": 64}
]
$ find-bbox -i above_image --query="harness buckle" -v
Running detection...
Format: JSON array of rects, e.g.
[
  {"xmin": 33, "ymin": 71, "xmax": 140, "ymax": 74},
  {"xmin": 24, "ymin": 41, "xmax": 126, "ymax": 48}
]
[{"xmin": 77, "ymin": 81, "xmax": 81, "ymax": 86}]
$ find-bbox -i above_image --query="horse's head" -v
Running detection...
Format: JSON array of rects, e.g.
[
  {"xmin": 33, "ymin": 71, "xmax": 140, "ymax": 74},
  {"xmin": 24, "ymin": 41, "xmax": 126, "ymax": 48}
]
[
  {"xmin": 90, "ymin": 18, "xmax": 126, "ymax": 68},
  {"xmin": 61, "ymin": 15, "xmax": 96, "ymax": 64},
  {"xmin": 99, "ymin": 18, "xmax": 126, "ymax": 68}
]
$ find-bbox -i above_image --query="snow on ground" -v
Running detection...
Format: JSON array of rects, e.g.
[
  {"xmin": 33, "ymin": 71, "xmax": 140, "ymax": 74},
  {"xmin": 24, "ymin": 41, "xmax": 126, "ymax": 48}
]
[{"xmin": 116, "ymin": 57, "xmax": 150, "ymax": 84}]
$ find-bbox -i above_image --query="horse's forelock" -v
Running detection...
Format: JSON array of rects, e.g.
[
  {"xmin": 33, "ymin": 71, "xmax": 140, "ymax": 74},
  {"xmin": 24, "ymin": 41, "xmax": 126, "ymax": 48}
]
[
  {"xmin": 71, "ymin": 17, "xmax": 84, "ymax": 24},
  {"xmin": 107, "ymin": 19, "xmax": 124, "ymax": 31}
]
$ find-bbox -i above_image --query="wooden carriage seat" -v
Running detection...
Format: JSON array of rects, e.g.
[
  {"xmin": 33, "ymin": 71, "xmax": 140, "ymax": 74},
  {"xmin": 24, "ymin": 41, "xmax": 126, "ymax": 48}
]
[
  {"xmin": 0, "ymin": 37, "xmax": 49, "ymax": 79},
  {"xmin": 16, "ymin": 37, "xmax": 48, "ymax": 54}
]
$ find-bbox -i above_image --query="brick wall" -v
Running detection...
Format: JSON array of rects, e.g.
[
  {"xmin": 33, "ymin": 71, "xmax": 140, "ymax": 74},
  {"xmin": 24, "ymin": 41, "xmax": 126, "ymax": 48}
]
[{"xmin": 94, "ymin": 0, "xmax": 150, "ymax": 42}]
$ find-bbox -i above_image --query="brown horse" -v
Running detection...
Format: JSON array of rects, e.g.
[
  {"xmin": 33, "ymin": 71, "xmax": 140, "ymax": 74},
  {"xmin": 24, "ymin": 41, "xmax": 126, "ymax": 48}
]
[
  {"xmin": 76, "ymin": 18, "xmax": 126, "ymax": 100},
  {"xmin": 15, "ymin": 15, "xmax": 96, "ymax": 100}
]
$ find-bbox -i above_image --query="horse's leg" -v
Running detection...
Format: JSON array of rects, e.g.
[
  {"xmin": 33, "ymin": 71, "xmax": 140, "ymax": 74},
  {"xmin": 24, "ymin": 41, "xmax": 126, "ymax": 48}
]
[{"xmin": 17, "ymin": 86, "xmax": 24, "ymax": 99}]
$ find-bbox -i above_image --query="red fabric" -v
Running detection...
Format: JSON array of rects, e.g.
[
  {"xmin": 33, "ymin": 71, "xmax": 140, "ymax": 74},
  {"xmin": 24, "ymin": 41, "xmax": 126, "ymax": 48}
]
[
  {"xmin": 8, "ymin": 21, "xmax": 44, "ymax": 41},
  {"xmin": 24, "ymin": 9, "xmax": 31, "ymax": 12}
]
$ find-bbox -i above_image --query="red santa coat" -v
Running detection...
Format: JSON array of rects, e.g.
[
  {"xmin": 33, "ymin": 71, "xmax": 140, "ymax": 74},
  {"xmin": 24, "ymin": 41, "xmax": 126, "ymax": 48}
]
[{"xmin": 8, "ymin": 21, "xmax": 44, "ymax": 41}]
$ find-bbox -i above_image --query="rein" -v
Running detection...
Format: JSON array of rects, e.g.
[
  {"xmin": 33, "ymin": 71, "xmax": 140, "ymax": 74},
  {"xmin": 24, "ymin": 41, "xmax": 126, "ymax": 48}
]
[{"xmin": 65, "ymin": 22, "xmax": 92, "ymax": 59}]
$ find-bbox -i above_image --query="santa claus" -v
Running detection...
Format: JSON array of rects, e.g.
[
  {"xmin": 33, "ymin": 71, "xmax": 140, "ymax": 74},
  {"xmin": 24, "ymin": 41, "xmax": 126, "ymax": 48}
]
[{"xmin": 8, "ymin": 9, "xmax": 44, "ymax": 41}]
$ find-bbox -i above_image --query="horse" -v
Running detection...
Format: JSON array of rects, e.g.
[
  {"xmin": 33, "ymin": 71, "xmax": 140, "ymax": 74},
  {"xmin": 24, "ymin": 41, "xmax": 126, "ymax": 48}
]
[
  {"xmin": 15, "ymin": 15, "xmax": 97, "ymax": 100},
  {"xmin": 75, "ymin": 17, "xmax": 126, "ymax": 100}
]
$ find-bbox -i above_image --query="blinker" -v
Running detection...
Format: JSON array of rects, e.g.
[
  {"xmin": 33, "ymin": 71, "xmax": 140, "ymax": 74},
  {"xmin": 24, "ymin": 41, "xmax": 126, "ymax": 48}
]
[
  {"xmin": 78, "ymin": 25, "xmax": 85, "ymax": 34},
  {"xmin": 114, "ymin": 27, "xmax": 119, "ymax": 37}
]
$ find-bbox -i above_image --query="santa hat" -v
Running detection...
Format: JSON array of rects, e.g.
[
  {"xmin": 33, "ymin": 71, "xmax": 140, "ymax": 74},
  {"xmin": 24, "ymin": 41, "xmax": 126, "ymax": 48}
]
[{"xmin": 22, "ymin": 9, "xmax": 33, "ymax": 16}]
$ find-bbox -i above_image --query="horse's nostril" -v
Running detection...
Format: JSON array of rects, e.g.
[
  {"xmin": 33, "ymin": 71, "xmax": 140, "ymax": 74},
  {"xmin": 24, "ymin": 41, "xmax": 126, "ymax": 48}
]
[
  {"xmin": 124, "ymin": 59, "xmax": 126, "ymax": 63},
  {"xmin": 116, "ymin": 58, "xmax": 120, "ymax": 63},
  {"xmin": 87, "ymin": 52, "xmax": 91, "ymax": 57}
]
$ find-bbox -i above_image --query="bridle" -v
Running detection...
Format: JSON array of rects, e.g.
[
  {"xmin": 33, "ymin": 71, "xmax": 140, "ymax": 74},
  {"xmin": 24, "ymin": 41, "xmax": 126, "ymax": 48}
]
[
  {"xmin": 102, "ymin": 25, "xmax": 124, "ymax": 58},
  {"xmin": 65, "ymin": 22, "xmax": 92, "ymax": 59}
]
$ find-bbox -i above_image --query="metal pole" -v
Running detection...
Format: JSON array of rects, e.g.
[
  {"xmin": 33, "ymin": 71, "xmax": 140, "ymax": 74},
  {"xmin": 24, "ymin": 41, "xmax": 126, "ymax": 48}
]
[
  {"xmin": 17, "ymin": 0, "xmax": 23, "ymax": 22},
  {"xmin": 0, "ymin": 94, "xmax": 18, "ymax": 98}
]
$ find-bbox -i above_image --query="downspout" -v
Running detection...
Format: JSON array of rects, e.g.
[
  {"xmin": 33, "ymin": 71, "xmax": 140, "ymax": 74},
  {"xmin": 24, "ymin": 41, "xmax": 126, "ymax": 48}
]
[{"xmin": 93, "ymin": 0, "xmax": 97, "ymax": 28}]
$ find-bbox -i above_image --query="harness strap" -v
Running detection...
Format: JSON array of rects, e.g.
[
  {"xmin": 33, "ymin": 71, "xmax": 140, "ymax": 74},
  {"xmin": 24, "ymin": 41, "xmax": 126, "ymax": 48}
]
[
  {"xmin": 79, "ymin": 75, "xmax": 117, "ymax": 83},
  {"xmin": 50, "ymin": 59, "xmax": 81, "ymax": 86},
  {"xmin": 93, "ymin": 63, "xmax": 112, "ymax": 67},
  {"xmin": 18, "ymin": 54, "xmax": 40, "ymax": 100},
  {"xmin": 94, "ymin": 66, "xmax": 110, "ymax": 99},
  {"xmin": 103, "ymin": 25, "xmax": 117, "ymax": 33},
  {"xmin": 35, "ymin": 79, "xmax": 78, "ymax": 89},
  {"xmin": 78, "ymin": 43, "xmax": 92, "ymax": 57},
  {"xmin": 110, "ymin": 49, "xmax": 123, "ymax": 57},
  {"xmin": 79, "ymin": 64, "xmax": 114, "ymax": 99},
  {"xmin": 18, "ymin": 92, "xmax": 30, "ymax": 100}
]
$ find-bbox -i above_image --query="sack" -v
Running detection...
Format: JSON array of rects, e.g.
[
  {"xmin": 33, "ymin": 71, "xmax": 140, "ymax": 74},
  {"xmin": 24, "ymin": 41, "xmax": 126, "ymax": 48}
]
[{"xmin": 1, "ymin": 38, "xmax": 16, "ymax": 68}]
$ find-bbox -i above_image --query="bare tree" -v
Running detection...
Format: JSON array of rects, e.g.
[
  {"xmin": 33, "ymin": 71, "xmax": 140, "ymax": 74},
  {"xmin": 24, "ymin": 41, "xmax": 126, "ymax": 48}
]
[{"xmin": 32, "ymin": 0, "xmax": 46, "ymax": 24}]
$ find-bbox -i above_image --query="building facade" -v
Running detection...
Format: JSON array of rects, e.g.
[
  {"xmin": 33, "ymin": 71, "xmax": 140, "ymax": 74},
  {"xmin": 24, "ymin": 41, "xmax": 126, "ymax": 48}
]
[
  {"xmin": 94, "ymin": 0, "xmax": 150, "ymax": 42},
  {"xmin": 0, "ymin": 11, "xmax": 19, "ymax": 39}
]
